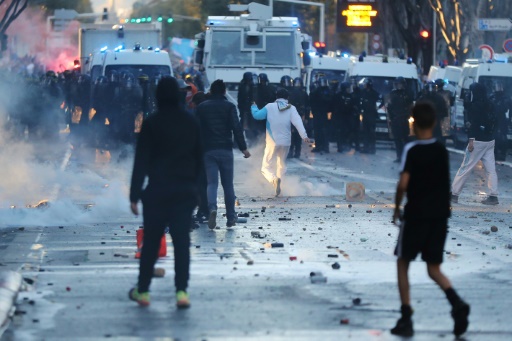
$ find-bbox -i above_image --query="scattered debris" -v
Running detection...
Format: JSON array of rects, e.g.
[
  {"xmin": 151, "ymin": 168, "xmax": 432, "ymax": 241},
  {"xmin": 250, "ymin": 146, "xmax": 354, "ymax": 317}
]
[
  {"xmin": 289, "ymin": 256, "xmax": 297, "ymax": 261},
  {"xmin": 310, "ymin": 271, "xmax": 327, "ymax": 283},
  {"xmin": 352, "ymin": 298, "xmax": 361, "ymax": 305},
  {"xmin": 360, "ymin": 238, "xmax": 368, "ymax": 242},
  {"xmin": 340, "ymin": 319, "xmax": 350, "ymax": 325},
  {"xmin": 328, "ymin": 254, "xmax": 339, "ymax": 258},
  {"xmin": 238, "ymin": 213, "xmax": 250, "ymax": 218},
  {"xmin": 279, "ymin": 218, "xmax": 291, "ymax": 221},
  {"xmin": 271, "ymin": 243, "xmax": 284, "ymax": 248},
  {"xmin": 153, "ymin": 268, "xmax": 166, "ymax": 277},
  {"xmin": 331, "ymin": 262, "xmax": 340, "ymax": 270},
  {"xmin": 491, "ymin": 226, "xmax": 498, "ymax": 233}
]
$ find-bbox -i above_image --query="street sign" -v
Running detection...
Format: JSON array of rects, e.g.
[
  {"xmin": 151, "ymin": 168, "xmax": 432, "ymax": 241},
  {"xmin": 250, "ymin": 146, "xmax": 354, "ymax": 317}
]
[
  {"xmin": 477, "ymin": 18, "xmax": 512, "ymax": 31},
  {"xmin": 478, "ymin": 44, "xmax": 494, "ymax": 60},
  {"xmin": 337, "ymin": 0, "xmax": 379, "ymax": 33},
  {"xmin": 503, "ymin": 39, "xmax": 512, "ymax": 53}
]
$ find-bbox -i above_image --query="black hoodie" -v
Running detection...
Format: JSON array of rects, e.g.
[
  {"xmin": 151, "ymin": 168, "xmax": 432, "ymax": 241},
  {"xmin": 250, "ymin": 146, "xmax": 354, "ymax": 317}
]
[{"xmin": 130, "ymin": 77, "xmax": 202, "ymax": 203}]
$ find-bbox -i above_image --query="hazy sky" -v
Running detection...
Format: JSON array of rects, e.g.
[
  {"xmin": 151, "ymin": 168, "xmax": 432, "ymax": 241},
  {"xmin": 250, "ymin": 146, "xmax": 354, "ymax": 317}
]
[{"xmin": 91, "ymin": 0, "xmax": 137, "ymax": 18}]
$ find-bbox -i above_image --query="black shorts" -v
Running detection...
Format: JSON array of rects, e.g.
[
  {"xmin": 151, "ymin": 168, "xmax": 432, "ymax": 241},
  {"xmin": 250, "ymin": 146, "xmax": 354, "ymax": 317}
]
[{"xmin": 394, "ymin": 218, "xmax": 448, "ymax": 264}]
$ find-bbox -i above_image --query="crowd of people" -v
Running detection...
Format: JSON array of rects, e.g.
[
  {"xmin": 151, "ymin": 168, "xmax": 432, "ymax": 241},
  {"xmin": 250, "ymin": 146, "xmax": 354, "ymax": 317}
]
[{"xmin": 127, "ymin": 75, "xmax": 475, "ymax": 338}]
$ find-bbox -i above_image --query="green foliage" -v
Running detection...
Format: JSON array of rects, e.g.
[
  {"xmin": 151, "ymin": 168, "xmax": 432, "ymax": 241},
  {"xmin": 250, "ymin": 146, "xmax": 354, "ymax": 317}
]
[{"xmin": 34, "ymin": 0, "xmax": 93, "ymax": 13}]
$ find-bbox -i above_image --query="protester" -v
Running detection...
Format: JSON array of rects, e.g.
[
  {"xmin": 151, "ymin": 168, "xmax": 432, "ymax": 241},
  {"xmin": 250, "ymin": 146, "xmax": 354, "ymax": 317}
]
[
  {"xmin": 251, "ymin": 88, "xmax": 309, "ymax": 196},
  {"xmin": 129, "ymin": 77, "xmax": 202, "ymax": 308},
  {"xmin": 391, "ymin": 102, "xmax": 470, "ymax": 337},
  {"xmin": 451, "ymin": 82, "xmax": 499, "ymax": 205},
  {"xmin": 196, "ymin": 79, "xmax": 251, "ymax": 229}
]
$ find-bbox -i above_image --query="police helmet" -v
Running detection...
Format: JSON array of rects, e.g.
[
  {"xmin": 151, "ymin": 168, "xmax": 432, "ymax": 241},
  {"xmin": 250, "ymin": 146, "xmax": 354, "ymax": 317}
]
[
  {"xmin": 293, "ymin": 77, "xmax": 303, "ymax": 88},
  {"xmin": 318, "ymin": 76, "xmax": 329, "ymax": 88},
  {"xmin": 258, "ymin": 73, "xmax": 269, "ymax": 86},
  {"xmin": 45, "ymin": 70, "xmax": 57, "ymax": 79},
  {"xmin": 362, "ymin": 78, "xmax": 373, "ymax": 89},
  {"xmin": 394, "ymin": 77, "xmax": 406, "ymax": 90},
  {"xmin": 340, "ymin": 81, "xmax": 352, "ymax": 93},
  {"xmin": 96, "ymin": 76, "xmax": 108, "ymax": 85},
  {"xmin": 107, "ymin": 70, "xmax": 119, "ymax": 83},
  {"xmin": 243, "ymin": 71, "xmax": 253, "ymax": 83},
  {"xmin": 280, "ymin": 75, "xmax": 292, "ymax": 88},
  {"xmin": 469, "ymin": 82, "xmax": 487, "ymax": 102},
  {"xmin": 434, "ymin": 78, "xmax": 446, "ymax": 91},
  {"xmin": 78, "ymin": 74, "xmax": 91, "ymax": 84},
  {"xmin": 493, "ymin": 80, "xmax": 504, "ymax": 92}
]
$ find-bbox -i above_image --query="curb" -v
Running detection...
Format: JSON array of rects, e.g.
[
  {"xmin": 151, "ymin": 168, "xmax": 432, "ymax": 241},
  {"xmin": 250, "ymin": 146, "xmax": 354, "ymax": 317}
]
[{"xmin": 0, "ymin": 271, "xmax": 22, "ymax": 336}]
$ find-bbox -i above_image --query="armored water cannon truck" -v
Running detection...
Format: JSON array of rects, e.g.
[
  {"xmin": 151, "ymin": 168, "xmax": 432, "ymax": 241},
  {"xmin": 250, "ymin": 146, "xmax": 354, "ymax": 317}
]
[{"xmin": 193, "ymin": 2, "xmax": 310, "ymax": 90}]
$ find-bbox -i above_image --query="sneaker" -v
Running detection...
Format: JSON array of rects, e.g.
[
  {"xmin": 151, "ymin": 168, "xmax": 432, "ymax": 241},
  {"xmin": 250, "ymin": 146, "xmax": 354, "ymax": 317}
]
[
  {"xmin": 226, "ymin": 219, "xmax": 236, "ymax": 228},
  {"xmin": 451, "ymin": 194, "xmax": 459, "ymax": 204},
  {"xmin": 481, "ymin": 195, "xmax": 499, "ymax": 205},
  {"xmin": 273, "ymin": 178, "xmax": 281, "ymax": 196},
  {"xmin": 208, "ymin": 210, "xmax": 217, "ymax": 229},
  {"xmin": 176, "ymin": 290, "xmax": 190, "ymax": 309},
  {"xmin": 390, "ymin": 316, "xmax": 414, "ymax": 337},
  {"xmin": 129, "ymin": 287, "xmax": 150, "ymax": 306},
  {"xmin": 452, "ymin": 301, "xmax": 470, "ymax": 337}
]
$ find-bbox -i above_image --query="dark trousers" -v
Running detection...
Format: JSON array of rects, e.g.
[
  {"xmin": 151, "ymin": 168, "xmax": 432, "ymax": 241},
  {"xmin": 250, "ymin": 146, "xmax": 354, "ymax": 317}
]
[
  {"xmin": 349, "ymin": 115, "xmax": 361, "ymax": 150},
  {"xmin": 313, "ymin": 111, "xmax": 328, "ymax": 151},
  {"xmin": 197, "ymin": 166, "xmax": 208, "ymax": 216},
  {"xmin": 392, "ymin": 120, "xmax": 409, "ymax": 160},
  {"xmin": 204, "ymin": 149, "xmax": 236, "ymax": 221},
  {"xmin": 362, "ymin": 117, "xmax": 376, "ymax": 152},
  {"xmin": 288, "ymin": 128, "xmax": 302, "ymax": 157},
  {"xmin": 138, "ymin": 195, "xmax": 196, "ymax": 293}
]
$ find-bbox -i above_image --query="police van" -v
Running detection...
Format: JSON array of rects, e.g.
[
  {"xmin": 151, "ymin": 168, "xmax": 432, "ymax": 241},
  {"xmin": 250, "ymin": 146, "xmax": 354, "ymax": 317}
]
[
  {"xmin": 87, "ymin": 44, "xmax": 173, "ymax": 82},
  {"xmin": 303, "ymin": 54, "xmax": 351, "ymax": 94},
  {"xmin": 453, "ymin": 54, "xmax": 512, "ymax": 147},
  {"xmin": 347, "ymin": 55, "xmax": 421, "ymax": 139}
]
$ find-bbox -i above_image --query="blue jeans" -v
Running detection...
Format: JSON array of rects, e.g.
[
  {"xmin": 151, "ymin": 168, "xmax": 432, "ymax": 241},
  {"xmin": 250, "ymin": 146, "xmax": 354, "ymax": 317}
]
[{"xmin": 204, "ymin": 149, "xmax": 236, "ymax": 221}]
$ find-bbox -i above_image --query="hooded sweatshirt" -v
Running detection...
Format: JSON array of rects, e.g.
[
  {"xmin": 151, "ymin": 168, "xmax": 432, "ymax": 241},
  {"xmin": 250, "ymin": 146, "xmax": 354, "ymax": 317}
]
[
  {"xmin": 130, "ymin": 77, "xmax": 202, "ymax": 203},
  {"xmin": 251, "ymin": 99, "xmax": 307, "ymax": 146}
]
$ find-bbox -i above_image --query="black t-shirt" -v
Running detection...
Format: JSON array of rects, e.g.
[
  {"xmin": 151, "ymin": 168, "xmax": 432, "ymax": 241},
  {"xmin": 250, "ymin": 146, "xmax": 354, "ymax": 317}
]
[{"xmin": 400, "ymin": 139, "xmax": 451, "ymax": 220}]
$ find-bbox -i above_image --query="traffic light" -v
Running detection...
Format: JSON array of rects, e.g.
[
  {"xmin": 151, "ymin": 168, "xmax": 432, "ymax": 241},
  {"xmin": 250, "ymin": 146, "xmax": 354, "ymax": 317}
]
[
  {"xmin": 314, "ymin": 41, "xmax": 326, "ymax": 55},
  {"xmin": 102, "ymin": 8, "xmax": 108, "ymax": 21}
]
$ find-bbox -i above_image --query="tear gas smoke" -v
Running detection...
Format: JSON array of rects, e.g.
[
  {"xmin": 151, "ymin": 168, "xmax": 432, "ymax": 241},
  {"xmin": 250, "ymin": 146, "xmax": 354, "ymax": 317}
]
[{"xmin": 235, "ymin": 138, "xmax": 341, "ymax": 197}]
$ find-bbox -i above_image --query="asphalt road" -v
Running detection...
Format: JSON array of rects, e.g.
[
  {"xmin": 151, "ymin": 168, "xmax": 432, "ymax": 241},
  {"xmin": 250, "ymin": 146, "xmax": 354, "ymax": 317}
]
[{"xmin": 1, "ymin": 140, "xmax": 511, "ymax": 341}]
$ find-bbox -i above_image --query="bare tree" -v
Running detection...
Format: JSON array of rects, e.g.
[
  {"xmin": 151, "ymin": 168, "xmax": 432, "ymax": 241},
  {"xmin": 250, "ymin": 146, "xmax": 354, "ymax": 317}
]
[
  {"xmin": 0, "ymin": 0, "xmax": 29, "ymax": 36},
  {"xmin": 389, "ymin": 0, "xmax": 432, "ymax": 73}
]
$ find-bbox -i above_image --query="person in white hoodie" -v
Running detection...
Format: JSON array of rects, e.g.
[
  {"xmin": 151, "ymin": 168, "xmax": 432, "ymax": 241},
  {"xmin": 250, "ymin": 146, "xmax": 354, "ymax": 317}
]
[{"xmin": 251, "ymin": 88, "xmax": 309, "ymax": 196}]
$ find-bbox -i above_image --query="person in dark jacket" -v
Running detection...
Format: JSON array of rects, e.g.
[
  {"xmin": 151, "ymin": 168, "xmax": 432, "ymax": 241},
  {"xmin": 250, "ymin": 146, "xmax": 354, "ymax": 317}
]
[
  {"xmin": 196, "ymin": 79, "xmax": 251, "ymax": 229},
  {"xmin": 451, "ymin": 82, "xmax": 499, "ymax": 205},
  {"xmin": 129, "ymin": 76, "xmax": 202, "ymax": 309},
  {"xmin": 360, "ymin": 78, "xmax": 382, "ymax": 154},
  {"xmin": 387, "ymin": 77, "xmax": 413, "ymax": 162}
]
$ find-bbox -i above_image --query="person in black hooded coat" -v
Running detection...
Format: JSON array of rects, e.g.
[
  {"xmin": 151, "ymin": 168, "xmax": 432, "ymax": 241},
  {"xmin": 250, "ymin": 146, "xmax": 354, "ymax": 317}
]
[{"xmin": 129, "ymin": 76, "xmax": 202, "ymax": 308}]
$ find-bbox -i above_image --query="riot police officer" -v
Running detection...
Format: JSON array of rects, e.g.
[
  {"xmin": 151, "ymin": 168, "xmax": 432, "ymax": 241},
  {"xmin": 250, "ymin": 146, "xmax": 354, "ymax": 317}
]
[
  {"xmin": 387, "ymin": 76, "xmax": 413, "ymax": 162},
  {"xmin": 288, "ymin": 77, "xmax": 309, "ymax": 158},
  {"xmin": 418, "ymin": 81, "xmax": 448, "ymax": 142},
  {"xmin": 256, "ymin": 73, "xmax": 276, "ymax": 108},
  {"xmin": 333, "ymin": 81, "xmax": 358, "ymax": 152},
  {"xmin": 238, "ymin": 72, "xmax": 258, "ymax": 142},
  {"xmin": 115, "ymin": 74, "xmax": 142, "ymax": 144},
  {"xmin": 490, "ymin": 80, "xmax": 512, "ymax": 161},
  {"xmin": 310, "ymin": 76, "xmax": 333, "ymax": 153},
  {"xmin": 360, "ymin": 78, "xmax": 381, "ymax": 154}
]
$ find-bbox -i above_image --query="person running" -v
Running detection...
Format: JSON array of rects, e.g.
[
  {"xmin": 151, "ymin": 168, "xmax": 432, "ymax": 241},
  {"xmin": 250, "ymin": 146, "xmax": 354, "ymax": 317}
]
[
  {"xmin": 129, "ymin": 77, "xmax": 202, "ymax": 308},
  {"xmin": 251, "ymin": 88, "xmax": 309, "ymax": 196},
  {"xmin": 392, "ymin": 101, "xmax": 470, "ymax": 337}
]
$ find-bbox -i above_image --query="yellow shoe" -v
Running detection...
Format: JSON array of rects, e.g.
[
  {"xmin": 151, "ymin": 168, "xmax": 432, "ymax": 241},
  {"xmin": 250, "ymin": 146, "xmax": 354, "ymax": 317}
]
[
  {"xmin": 129, "ymin": 287, "xmax": 150, "ymax": 306},
  {"xmin": 176, "ymin": 290, "xmax": 190, "ymax": 309}
]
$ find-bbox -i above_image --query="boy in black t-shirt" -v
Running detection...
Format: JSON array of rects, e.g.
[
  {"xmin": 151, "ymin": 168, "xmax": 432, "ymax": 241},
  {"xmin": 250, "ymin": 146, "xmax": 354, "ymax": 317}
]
[{"xmin": 391, "ymin": 102, "xmax": 470, "ymax": 337}]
